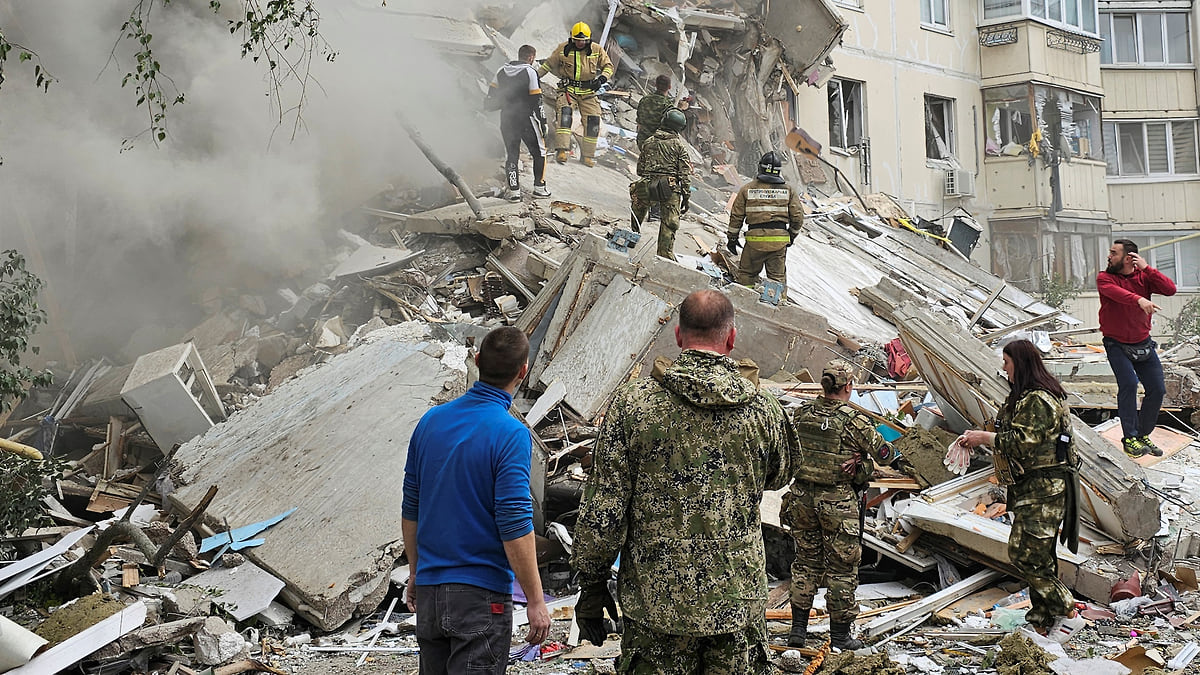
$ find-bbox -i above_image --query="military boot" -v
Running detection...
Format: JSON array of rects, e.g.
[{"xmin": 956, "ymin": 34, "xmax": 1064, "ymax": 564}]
[
  {"xmin": 787, "ymin": 604, "xmax": 808, "ymax": 648},
  {"xmin": 581, "ymin": 157, "xmax": 596, "ymax": 167},
  {"xmin": 830, "ymin": 621, "xmax": 864, "ymax": 651},
  {"xmin": 555, "ymin": 150, "xmax": 569, "ymax": 164}
]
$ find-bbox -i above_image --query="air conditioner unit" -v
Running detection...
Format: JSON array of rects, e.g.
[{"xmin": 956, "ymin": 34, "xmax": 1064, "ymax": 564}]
[{"xmin": 945, "ymin": 169, "xmax": 975, "ymax": 197}]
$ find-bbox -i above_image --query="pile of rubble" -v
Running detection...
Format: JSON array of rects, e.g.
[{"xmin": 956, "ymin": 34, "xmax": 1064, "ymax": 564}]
[{"xmin": 5, "ymin": 0, "xmax": 1200, "ymax": 674}]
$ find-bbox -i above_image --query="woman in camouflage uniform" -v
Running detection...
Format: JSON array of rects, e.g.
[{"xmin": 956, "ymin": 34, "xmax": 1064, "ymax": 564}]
[{"xmin": 957, "ymin": 339, "xmax": 1080, "ymax": 635}]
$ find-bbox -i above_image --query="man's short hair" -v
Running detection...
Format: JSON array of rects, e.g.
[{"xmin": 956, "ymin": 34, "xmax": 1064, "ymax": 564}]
[
  {"xmin": 518, "ymin": 44, "xmax": 537, "ymax": 61},
  {"xmin": 1114, "ymin": 238, "xmax": 1138, "ymax": 254},
  {"xmin": 654, "ymin": 74, "xmax": 672, "ymax": 93},
  {"xmin": 477, "ymin": 327, "xmax": 529, "ymax": 387},
  {"xmin": 678, "ymin": 290, "xmax": 734, "ymax": 343}
]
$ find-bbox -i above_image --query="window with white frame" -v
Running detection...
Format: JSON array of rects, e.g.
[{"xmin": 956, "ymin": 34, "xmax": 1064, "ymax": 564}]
[
  {"xmin": 828, "ymin": 79, "xmax": 864, "ymax": 151},
  {"xmin": 984, "ymin": 0, "xmax": 1096, "ymax": 34},
  {"xmin": 1102, "ymin": 120, "xmax": 1199, "ymax": 177},
  {"xmin": 1120, "ymin": 232, "xmax": 1200, "ymax": 287},
  {"xmin": 925, "ymin": 95, "xmax": 955, "ymax": 160},
  {"xmin": 921, "ymin": 0, "xmax": 949, "ymax": 29},
  {"xmin": 833, "ymin": 0, "xmax": 862, "ymax": 8},
  {"xmin": 1099, "ymin": 12, "xmax": 1191, "ymax": 65}
]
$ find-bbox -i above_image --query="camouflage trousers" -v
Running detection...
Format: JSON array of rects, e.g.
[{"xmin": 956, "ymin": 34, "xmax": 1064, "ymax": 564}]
[
  {"xmin": 617, "ymin": 615, "xmax": 771, "ymax": 675},
  {"xmin": 734, "ymin": 245, "xmax": 787, "ymax": 293},
  {"xmin": 630, "ymin": 183, "xmax": 680, "ymax": 261},
  {"xmin": 1008, "ymin": 471, "xmax": 1074, "ymax": 629},
  {"xmin": 781, "ymin": 483, "xmax": 861, "ymax": 623}
]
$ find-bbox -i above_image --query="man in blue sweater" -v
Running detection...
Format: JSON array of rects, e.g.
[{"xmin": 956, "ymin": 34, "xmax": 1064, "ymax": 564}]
[{"xmin": 402, "ymin": 327, "xmax": 550, "ymax": 674}]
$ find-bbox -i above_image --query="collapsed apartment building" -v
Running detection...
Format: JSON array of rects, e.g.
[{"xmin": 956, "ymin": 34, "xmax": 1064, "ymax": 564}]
[{"xmin": 3, "ymin": 0, "xmax": 1200, "ymax": 673}]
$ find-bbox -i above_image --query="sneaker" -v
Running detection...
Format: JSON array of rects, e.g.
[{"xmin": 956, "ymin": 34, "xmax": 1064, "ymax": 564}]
[
  {"xmin": 581, "ymin": 157, "xmax": 596, "ymax": 167},
  {"xmin": 1139, "ymin": 436, "xmax": 1164, "ymax": 457},
  {"xmin": 1045, "ymin": 615, "xmax": 1085, "ymax": 644},
  {"xmin": 555, "ymin": 150, "xmax": 569, "ymax": 164},
  {"xmin": 1122, "ymin": 436, "xmax": 1147, "ymax": 458},
  {"xmin": 502, "ymin": 188, "xmax": 521, "ymax": 202},
  {"xmin": 532, "ymin": 184, "xmax": 551, "ymax": 198}
]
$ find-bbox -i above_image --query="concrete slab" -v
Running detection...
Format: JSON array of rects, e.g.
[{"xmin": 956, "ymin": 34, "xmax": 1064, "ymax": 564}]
[
  {"xmin": 168, "ymin": 333, "xmax": 468, "ymax": 630},
  {"xmin": 331, "ymin": 244, "xmax": 420, "ymax": 279},
  {"xmin": 403, "ymin": 199, "xmax": 526, "ymax": 235},
  {"xmin": 181, "ymin": 561, "xmax": 285, "ymax": 621},
  {"xmin": 539, "ymin": 275, "xmax": 672, "ymax": 419}
]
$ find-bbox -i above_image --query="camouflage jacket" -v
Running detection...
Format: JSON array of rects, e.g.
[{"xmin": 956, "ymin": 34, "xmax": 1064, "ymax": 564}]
[
  {"xmin": 995, "ymin": 389, "xmax": 1072, "ymax": 477},
  {"xmin": 636, "ymin": 93, "xmax": 673, "ymax": 147},
  {"xmin": 637, "ymin": 130, "xmax": 691, "ymax": 194},
  {"xmin": 791, "ymin": 397, "xmax": 890, "ymax": 488},
  {"xmin": 572, "ymin": 349, "xmax": 792, "ymax": 635}
]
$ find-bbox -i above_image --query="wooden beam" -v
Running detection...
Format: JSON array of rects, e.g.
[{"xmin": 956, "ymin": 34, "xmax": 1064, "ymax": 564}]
[{"xmin": 967, "ymin": 282, "xmax": 1006, "ymax": 330}]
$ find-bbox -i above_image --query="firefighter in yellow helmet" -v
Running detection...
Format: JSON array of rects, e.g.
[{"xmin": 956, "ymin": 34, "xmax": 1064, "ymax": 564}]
[{"xmin": 536, "ymin": 21, "xmax": 615, "ymax": 167}]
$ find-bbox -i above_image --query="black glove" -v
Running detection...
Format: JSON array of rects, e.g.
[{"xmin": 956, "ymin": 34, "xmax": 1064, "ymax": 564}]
[
  {"xmin": 788, "ymin": 231, "xmax": 796, "ymax": 246},
  {"xmin": 680, "ymin": 193, "xmax": 690, "ymax": 214},
  {"xmin": 726, "ymin": 238, "xmax": 740, "ymax": 255},
  {"xmin": 576, "ymin": 579, "xmax": 620, "ymax": 646},
  {"xmin": 589, "ymin": 75, "xmax": 607, "ymax": 91}
]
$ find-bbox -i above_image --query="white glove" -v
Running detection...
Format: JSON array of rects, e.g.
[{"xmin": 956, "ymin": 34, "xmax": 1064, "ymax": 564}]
[{"xmin": 944, "ymin": 438, "xmax": 972, "ymax": 476}]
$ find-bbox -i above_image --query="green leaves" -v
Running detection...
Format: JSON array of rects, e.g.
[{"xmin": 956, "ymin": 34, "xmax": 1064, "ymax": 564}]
[{"xmin": 0, "ymin": 250, "xmax": 52, "ymax": 415}]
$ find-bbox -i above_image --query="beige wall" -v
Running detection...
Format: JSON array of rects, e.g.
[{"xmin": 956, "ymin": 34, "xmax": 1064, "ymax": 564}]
[
  {"xmin": 1109, "ymin": 181, "xmax": 1200, "ymax": 226},
  {"xmin": 798, "ymin": 0, "xmax": 984, "ymax": 222},
  {"xmin": 980, "ymin": 23, "xmax": 1103, "ymax": 93},
  {"xmin": 1101, "ymin": 69, "xmax": 1199, "ymax": 114},
  {"xmin": 982, "ymin": 157, "xmax": 1108, "ymax": 212}
]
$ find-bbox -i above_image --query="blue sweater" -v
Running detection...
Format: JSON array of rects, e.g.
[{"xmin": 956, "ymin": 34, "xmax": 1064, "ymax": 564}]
[{"xmin": 402, "ymin": 381, "xmax": 534, "ymax": 594}]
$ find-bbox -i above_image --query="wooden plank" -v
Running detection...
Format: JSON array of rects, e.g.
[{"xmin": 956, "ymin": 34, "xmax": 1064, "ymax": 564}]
[
  {"xmin": 896, "ymin": 527, "xmax": 925, "ymax": 554},
  {"xmin": 967, "ymin": 282, "xmax": 1006, "ymax": 330},
  {"xmin": 122, "ymin": 562, "xmax": 141, "ymax": 588},
  {"xmin": 979, "ymin": 310, "xmax": 1063, "ymax": 343}
]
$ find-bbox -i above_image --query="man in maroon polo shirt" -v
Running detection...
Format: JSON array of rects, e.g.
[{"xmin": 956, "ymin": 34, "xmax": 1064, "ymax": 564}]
[{"xmin": 1097, "ymin": 238, "xmax": 1177, "ymax": 458}]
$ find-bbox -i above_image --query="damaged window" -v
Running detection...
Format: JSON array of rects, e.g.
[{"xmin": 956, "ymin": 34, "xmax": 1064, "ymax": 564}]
[
  {"xmin": 920, "ymin": 0, "xmax": 949, "ymax": 29},
  {"xmin": 1100, "ymin": 12, "xmax": 1191, "ymax": 65},
  {"xmin": 828, "ymin": 78, "xmax": 864, "ymax": 151},
  {"xmin": 989, "ymin": 85, "xmax": 1102, "ymax": 161},
  {"xmin": 984, "ymin": 86, "xmax": 1033, "ymax": 156},
  {"xmin": 1125, "ymin": 231, "xmax": 1200, "ymax": 288},
  {"xmin": 1103, "ymin": 120, "xmax": 1199, "ymax": 176},
  {"xmin": 924, "ymin": 95, "xmax": 954, "ymax": 160}
]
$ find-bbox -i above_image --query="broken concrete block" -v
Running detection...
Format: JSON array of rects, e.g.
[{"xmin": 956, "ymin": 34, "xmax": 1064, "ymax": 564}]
[
  {"xmin": 475, "ymin": 215, "xmax": 532, "ymax": 241},
  {"xmin": 549, "ymin": 200, "xmax": 592, "ymax": 228},
  {"xmin": 182, "ymin": 560, "xmax": 285, "ymax": 621},
  {"xmin": 193, "ymin": 616, "xmax": 249, "ymax": 666},
  {"xmin": 312, "ymin": 316, "xmax": 348, "ymax": 349},
  {"xmin": 277, "ymin": 295, "xmax": 316, "ymax": 333},
  {"xmin": 255, "ymin": 601, "xmax": 295, "ymax": 627},
  {"xmin": 143, "ymin": 520, "xmax": 198, "ymax": 561},
  {"xmin": 404, "ymin": 199, "xmax": 526, "ymax": 234},
  {"xmin": 169, "ymin": 336, "xmax": 469, "ymax": 630},
  {"xmin": 120, "ymin": 343, "xmax": 226, "ymax": 453},
  {"xmin": 163, "ymin": 586, "xmax": 213, "ymax": 617},
  {"xmin": 255, "ymin": 335, "xmax": 291, "ymax": 370}
]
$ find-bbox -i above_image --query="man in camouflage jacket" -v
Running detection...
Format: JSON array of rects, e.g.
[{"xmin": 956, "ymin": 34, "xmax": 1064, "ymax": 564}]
[
  {"xmin": 572, "ymin": 289, "xmax": 793, "ymax": 674},
  {"xmin": 784, "ymin": 360, "xmax": 895, "ymax": 652},
  {"xmin": 631, "ymin": 108, "xmax": 691, "ymax": 261},
  {"xmin": 636, "ymin": 74, "xmax": 674, "ymax": 149}
]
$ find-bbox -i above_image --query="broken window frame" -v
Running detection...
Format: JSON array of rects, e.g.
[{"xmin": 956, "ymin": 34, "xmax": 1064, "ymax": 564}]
[
  {"xmin": 984, "ymin": 0, "xmax": 1097, "ymax": 34},
  {"xmin": 984, "ymin": 85, "xmax": 1035, "ymax": 157},
  {"xmin": 1102, "ymin": 119, "xmax": 1200, "ymax": 177},
  {"xmin": 924, "ymin": 94, "xmax": 955, "ymax": 161},
  {"xmin": 828, "ymin": 78, "xmax": 865, "ymax": 152},
  {"xmin": 1099, "ymin": 12, "xmax": 1192, "ymax": 65},
  {"xmin": 920, "ymin": 0, "xmax": 950, "ymax": 30}
]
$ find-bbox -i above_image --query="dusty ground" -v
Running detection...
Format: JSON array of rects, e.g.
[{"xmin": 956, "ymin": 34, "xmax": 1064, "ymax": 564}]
[{"xmin": 275, "ymin": 618, "xmax": 590, "ymax": 675}]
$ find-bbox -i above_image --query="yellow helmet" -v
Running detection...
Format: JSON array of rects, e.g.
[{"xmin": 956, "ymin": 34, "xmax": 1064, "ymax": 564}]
[{"xmin": 571, "ymin": 22, "xmax": 592, "ymax": 40}]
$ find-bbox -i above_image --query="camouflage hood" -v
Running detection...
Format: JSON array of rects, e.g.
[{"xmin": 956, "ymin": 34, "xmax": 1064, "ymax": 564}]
[{"xmin": 654, "ymin": 349, "xmax": 759, "ymax": 409}]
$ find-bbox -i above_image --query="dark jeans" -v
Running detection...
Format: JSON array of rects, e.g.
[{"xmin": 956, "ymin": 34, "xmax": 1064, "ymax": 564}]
[
  {"xmin": 416, "ymin": 583, "xmax": 513, "ymax": 674},
  {"xmin": 1103, "ymin": 337, "xmax": 1165, "ymax": 439}
]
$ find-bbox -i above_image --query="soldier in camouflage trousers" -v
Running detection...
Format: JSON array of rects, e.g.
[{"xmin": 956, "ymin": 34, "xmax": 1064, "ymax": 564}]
[
  {"xmin": 957, "ymin": 339, "xmax": 1080, "ymax": 634},
  {"xmin": 572, "ymin": 290, "xmax": 793, "ymax": 675},
  {"xmin": 636, "ymin": 74, "xmax": 675, "ymax": 149},
  {"xmin": 784, "ymin": 360, "xmax": 895, "ymax": 652},
  {"xmin": 631, "ymin": 108, "xmax": 691, "ymax": 260}
]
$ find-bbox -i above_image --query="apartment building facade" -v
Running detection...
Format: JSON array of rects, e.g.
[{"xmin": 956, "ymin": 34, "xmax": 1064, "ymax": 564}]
[{"xmin": 793, "ymin": 0, "xmax": 1199, "ymax": 323}]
